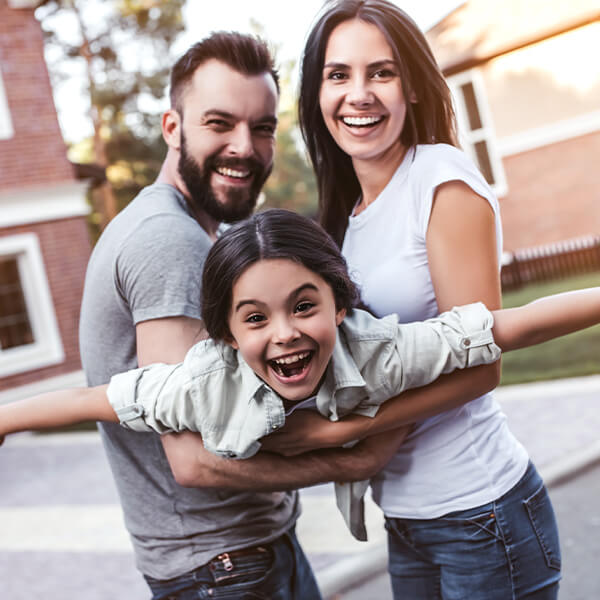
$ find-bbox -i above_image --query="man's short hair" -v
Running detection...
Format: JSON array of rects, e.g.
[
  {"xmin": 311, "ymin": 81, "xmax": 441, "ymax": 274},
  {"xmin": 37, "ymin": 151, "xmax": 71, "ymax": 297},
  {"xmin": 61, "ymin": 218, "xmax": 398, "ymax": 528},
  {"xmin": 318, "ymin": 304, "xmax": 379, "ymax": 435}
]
[{"xmin": 170, "ymin": 31, "xmax": 279, "ymax": 112}]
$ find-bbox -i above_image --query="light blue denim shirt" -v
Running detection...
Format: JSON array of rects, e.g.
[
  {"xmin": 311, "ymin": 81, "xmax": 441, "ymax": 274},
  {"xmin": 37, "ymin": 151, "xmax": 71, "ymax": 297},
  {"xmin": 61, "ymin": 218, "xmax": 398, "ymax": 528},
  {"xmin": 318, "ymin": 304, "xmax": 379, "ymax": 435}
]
[{"xmin": 108, "ymin": 303, "xmax": 500, "ymax": 540}]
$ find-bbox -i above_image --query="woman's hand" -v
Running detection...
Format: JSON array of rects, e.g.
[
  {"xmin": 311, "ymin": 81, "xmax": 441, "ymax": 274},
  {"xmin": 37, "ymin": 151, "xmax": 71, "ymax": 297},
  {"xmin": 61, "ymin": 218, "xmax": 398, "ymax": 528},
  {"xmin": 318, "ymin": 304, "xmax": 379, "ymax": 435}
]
[{"xmin": 260, "ymin": 410, "xmax": 376, "ymax": 456}]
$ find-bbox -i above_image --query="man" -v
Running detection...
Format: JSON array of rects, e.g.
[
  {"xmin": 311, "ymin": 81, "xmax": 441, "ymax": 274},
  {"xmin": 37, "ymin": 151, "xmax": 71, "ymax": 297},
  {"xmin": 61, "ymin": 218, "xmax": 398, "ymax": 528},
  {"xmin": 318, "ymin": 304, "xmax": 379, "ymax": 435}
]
[{"xmin": 79, "ymin": 32, "xmax": 403, "ymax": 599}]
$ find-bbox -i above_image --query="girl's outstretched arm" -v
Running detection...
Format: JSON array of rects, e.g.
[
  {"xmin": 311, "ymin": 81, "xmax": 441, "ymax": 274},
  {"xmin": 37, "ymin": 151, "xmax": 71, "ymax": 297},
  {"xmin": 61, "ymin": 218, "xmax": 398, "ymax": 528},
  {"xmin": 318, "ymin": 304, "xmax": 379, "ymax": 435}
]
[
  {"xmin": 0, "ymin": 385, "xmax": 117, "ymax": 441},
  {"xmin": 492, "ymin": 287, "xmax": 600, "ymax": 352}
]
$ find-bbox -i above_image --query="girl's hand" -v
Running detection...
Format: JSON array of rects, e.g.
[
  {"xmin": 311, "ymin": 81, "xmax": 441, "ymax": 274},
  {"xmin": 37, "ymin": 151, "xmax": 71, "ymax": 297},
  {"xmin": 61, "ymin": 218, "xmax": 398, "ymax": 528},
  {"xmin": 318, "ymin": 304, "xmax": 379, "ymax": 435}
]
[{"xmin": 260, "ymin": 411, "xmax": 376, "ymax": 456}]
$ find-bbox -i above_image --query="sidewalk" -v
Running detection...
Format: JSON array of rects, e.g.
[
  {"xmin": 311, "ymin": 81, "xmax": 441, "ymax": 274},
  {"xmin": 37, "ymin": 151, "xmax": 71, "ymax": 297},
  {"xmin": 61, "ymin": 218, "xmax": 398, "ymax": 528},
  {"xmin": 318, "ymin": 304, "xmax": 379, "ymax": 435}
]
[{"xmin": 1, "ymin": 375, "xmax": 600, "ymax": 599}]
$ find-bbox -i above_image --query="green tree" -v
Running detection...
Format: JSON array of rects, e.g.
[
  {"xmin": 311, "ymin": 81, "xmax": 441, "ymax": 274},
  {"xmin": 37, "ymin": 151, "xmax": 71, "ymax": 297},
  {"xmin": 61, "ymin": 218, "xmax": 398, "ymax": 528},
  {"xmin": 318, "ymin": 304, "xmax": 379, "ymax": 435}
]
[
  {"xmin": 36, "ymin": 0, "xmax": 185, "ymax": 232},
  {"xmin": 262, "ymin": 58, "xmax": 318, "ymax": 217}
]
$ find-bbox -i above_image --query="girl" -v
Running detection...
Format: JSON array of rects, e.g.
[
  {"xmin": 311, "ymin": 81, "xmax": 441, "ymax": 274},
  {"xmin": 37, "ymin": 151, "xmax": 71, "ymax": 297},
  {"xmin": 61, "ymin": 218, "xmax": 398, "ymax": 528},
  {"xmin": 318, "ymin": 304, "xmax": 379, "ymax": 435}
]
[
  {"xmin": 1, "ymin": 209, "xmax": 599, "ymax": 542},
  {"xmin": 295, "ymin": 0, "xmax": 571, "ymax": 597}
]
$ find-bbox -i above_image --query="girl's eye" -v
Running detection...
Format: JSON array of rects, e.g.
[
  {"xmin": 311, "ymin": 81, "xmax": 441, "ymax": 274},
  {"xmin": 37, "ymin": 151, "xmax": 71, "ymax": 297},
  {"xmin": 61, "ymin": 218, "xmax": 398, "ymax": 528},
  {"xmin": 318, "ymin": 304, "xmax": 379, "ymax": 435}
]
[
  {"xmin": 295, "ymin": 301, "xmax": 315, "ymax": 314},
  {"xmin": 245, "ymin": 314, "xmax": 265, "ymax": 324}
]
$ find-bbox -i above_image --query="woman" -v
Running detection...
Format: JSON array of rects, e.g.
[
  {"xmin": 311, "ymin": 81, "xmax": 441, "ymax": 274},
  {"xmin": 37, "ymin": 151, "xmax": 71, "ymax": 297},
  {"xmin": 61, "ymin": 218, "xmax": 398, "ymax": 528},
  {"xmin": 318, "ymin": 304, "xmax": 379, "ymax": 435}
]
[{"xmin": 290, "ymin": 1, "xmax": 561, "ymax": 598}]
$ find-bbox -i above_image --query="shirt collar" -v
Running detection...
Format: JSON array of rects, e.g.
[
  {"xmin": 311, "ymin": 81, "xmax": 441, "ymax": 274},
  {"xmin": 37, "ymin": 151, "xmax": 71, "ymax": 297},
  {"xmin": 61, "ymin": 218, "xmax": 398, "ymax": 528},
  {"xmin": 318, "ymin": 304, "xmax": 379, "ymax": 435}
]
[{"xmin": 316, "ymin": 325, "xmax": 366, "ymax": 419}]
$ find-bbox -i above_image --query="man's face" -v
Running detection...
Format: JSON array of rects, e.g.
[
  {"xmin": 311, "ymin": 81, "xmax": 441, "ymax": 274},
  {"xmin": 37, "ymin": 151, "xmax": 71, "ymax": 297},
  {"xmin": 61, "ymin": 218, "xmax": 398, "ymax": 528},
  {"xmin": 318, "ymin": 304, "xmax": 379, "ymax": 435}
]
[{"xmin": 176, "ymin": 59, "xmax": 278, "ymax": 223}]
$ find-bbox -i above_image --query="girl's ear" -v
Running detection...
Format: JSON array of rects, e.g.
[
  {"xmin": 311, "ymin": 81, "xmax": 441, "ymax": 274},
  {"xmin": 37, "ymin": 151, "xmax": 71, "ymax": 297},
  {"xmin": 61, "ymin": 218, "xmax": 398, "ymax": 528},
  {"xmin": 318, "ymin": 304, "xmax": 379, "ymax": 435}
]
[
  {"xmin": 335, "ymin": 308, "xmax": 346, "ymax": 326},
  {"xmin": 224, "ymin": 334, "xmax": 239, "ymax": 350}
]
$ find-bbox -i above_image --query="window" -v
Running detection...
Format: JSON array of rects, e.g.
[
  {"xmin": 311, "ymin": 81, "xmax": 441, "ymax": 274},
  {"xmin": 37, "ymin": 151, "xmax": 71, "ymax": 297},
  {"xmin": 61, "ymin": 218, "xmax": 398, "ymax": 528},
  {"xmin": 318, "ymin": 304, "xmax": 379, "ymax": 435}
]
[
  {"xmin": 448, "ymin": 70, "xmax": 507, "ymax": 197},
  {"xmin": 0, "ymin": 234, "xmax": 64, "ymax": 377},
  {"xmin": 0, "ymin": 65, "xmax": 14, "ymax": 140}
]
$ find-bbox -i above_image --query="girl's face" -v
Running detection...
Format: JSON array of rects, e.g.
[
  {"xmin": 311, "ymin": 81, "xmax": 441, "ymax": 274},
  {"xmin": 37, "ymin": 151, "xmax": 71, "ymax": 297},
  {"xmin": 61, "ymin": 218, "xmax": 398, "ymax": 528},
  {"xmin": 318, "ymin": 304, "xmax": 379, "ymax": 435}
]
[
  {"xmin": 319, "ymin": 18, "xmax": 409, "ymax": 169},
  {"xmin": 227, "ymin": 258, "xmax": 346, "ymax": 402}
]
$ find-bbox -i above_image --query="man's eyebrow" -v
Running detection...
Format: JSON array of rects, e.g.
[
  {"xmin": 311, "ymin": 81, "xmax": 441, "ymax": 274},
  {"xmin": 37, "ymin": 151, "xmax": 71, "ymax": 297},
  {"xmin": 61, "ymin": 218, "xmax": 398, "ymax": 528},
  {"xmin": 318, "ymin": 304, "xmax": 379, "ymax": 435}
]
[
  {"xmin": 233, "ymin": 283, "xmax": 319, "ymax": 313},
  {"xmin": 202, "ymin": 109, "xmax": 235, "ymax": 120},
  {"xmin": 202, "ymin": 110, "xmax": 278, "ymax": 126}
]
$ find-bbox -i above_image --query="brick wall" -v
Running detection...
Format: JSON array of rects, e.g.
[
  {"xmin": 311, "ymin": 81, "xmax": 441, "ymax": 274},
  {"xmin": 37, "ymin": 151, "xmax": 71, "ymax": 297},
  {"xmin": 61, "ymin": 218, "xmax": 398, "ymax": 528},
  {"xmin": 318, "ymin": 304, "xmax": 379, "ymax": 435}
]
[
  {"xmin": 500, "ymin": 130, "xmax": 600, "ymax": 252},
  {"xmin": 0, "ymin": 1, "xmax": 75, "ymax": 190},
  {"xmin": 0, "ymin": 216, "xmax": 91, "ymax": 390}
]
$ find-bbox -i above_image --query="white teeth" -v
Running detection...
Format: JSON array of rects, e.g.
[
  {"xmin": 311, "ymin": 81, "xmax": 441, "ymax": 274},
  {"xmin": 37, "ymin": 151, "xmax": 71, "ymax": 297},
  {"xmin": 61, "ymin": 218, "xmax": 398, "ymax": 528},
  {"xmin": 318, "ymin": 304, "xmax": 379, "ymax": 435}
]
[
  {"xmin": 216, "ymin": 167, "xmax": 249, "ymax": 179},
  {"xmin": 342, "ymin": 115, "xmax": 383, "ymax": 126},
  {"xmin": 272, "ymin": 351, "xmax": 310, "ymax": 365}
]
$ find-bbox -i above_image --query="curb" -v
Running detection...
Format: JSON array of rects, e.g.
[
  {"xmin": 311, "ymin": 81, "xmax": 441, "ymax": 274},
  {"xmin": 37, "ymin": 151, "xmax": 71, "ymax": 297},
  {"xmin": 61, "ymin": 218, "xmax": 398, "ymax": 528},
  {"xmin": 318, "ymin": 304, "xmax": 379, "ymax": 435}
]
[{"xmin": 318, "ymin": 433, "xmax": 600, "ymax": 599}]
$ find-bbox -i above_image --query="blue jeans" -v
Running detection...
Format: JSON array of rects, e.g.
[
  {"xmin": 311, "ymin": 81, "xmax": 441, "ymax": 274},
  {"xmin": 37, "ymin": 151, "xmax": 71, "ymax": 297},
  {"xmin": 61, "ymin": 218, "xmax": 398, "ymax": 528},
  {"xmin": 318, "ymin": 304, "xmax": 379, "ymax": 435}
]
[
  {"xmin": 385, "ymin": 462, "xmax": 561, "ymax": 599},
  {"xmin": 144, "ymin": 528, "xmax": 322, "ymax": 600}
]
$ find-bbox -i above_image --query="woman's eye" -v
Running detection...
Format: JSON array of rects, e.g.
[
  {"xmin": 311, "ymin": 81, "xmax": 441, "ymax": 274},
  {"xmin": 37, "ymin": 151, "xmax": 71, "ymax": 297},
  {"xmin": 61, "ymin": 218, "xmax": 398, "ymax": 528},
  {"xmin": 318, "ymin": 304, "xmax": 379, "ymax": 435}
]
[
  {"xmin": 372, "ymin": 69, "xmax": 396, "ymax": 79},
  {"xmin": 327, "ymin": 71, "xmax": 347, "ymax": 81},
  {"xmin": 295, "ymin": 301, "xmax": 315, "ymax": 313}
]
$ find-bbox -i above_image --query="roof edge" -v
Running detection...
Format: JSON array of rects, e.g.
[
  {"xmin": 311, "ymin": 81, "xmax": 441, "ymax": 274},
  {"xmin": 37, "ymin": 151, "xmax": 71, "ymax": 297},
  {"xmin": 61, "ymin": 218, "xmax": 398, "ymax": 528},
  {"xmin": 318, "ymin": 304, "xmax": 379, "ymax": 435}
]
[{"xmin": 440, "ymin": 12, "xmax": 600, "ymax": 76}]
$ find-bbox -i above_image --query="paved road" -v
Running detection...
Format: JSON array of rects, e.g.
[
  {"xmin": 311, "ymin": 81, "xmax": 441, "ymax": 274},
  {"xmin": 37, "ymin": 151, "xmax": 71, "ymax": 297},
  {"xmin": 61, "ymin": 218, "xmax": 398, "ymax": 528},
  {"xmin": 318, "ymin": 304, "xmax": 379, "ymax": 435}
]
[{"xmin": 0, "ymin": 375, "xmax": 599, "ymax": 598}]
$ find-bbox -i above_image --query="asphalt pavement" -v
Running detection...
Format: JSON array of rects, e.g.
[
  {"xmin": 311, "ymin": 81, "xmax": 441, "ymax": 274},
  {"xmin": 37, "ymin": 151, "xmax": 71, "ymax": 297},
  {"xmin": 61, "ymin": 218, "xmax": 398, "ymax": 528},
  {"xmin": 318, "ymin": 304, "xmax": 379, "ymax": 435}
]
[{"xmin": 1, "ymin": 375, "xmax": 600, "ymax": 599}]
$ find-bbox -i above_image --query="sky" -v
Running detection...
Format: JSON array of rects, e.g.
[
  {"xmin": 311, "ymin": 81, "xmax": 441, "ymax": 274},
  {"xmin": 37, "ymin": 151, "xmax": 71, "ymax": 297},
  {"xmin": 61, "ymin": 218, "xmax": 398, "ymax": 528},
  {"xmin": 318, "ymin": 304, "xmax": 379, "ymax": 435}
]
[{"xmin": 53, "ymin": 0, "xmax": 464, "ymax": 143}]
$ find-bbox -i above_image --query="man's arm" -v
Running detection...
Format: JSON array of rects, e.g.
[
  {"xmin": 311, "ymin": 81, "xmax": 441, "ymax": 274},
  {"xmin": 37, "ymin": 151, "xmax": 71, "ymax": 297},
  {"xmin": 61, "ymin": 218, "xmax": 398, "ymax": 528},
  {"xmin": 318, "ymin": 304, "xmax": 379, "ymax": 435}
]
[
  {"xmin": 136, "ymin": 316, "xmax": 408, "ymax": 491},
  {"xmin": 162, "ymin": 425, "xmax": 411, "ymax": 491}
]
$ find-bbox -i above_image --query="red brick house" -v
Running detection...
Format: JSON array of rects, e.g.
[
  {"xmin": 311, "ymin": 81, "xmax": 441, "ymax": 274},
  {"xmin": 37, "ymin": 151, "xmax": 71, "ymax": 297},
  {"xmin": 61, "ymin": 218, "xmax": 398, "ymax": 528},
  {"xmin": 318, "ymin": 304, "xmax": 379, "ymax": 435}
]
[
  {"xmin": 426, "ymin": 0, "xmax": 600, "ymax": 253},
  {"xmin": 0, "ymin": 0, "xmax": 91, "ymax": 399}
]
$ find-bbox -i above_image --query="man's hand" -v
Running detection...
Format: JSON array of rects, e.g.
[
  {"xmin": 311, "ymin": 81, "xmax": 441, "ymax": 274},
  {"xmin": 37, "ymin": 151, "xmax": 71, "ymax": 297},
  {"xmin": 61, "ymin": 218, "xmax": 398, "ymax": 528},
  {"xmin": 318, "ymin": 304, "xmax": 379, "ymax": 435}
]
[
  {"xmin": 162, "ymin": 424, "xmax": 411, "ymax": 491},
  {"xmin": 260, "ymin": 411, "xmax": 375, "ymax": 456}
]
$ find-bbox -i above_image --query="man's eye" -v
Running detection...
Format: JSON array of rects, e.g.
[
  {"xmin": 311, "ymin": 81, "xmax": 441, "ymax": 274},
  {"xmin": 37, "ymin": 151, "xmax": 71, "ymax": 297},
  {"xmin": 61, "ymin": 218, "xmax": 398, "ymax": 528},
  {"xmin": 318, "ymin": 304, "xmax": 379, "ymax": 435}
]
[
  {"xmin": 295, "ymin": 301, "xmax": 315, "ymax": 313},
  {"xmin": 207, "ymin": 119, "xmax": 230, "ymax": 128},
  {"xmin": 255, "ymin": 124, "xmax": 276, "ymax": 136}
]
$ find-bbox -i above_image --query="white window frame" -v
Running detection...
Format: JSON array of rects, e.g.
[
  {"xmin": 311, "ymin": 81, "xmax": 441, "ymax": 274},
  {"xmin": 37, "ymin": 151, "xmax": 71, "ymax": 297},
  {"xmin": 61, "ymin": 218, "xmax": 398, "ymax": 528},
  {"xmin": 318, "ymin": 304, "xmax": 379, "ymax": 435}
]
[
  {"xmin": 0, "ymin": 65, "xmax": 14, "ymax": 140},
  {"xmin": 0, "ymin": 233, "xmax": 64, "ymax": 377},
  {"xmin": 448, "ymin": 69, "xmax": 507, "ymax": 197}
]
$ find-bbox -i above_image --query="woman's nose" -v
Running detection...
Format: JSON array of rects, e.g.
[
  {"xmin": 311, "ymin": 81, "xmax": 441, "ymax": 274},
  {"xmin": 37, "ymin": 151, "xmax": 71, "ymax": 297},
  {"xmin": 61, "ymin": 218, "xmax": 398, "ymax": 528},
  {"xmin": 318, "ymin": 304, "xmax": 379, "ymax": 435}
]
[{"xmin": 346, "ymin": 77, "xmax": 373, "ymax": 106}]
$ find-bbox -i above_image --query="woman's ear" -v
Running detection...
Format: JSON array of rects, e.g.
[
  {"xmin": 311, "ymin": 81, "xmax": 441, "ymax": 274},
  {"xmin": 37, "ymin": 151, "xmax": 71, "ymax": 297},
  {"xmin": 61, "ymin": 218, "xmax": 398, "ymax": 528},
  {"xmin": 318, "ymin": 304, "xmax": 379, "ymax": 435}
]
[{"xmin": 335, "ymin": 308, "xmax": 347, "ymax": 326}]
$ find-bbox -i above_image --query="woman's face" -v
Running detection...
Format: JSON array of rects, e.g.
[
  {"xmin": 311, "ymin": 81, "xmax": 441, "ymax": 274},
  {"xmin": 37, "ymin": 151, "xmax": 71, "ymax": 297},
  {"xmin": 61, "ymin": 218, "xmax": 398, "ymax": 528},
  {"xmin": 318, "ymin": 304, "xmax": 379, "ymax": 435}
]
[{"xmin": 319, "ymin": 18, "xmax": 409, "ymax": 168}]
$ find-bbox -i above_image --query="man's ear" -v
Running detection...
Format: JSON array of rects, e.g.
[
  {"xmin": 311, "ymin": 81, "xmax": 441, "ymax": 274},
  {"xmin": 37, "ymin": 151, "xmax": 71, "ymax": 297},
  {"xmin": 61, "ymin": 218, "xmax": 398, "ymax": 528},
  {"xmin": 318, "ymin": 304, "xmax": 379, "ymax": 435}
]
[
  {"xmin": 335, "ymin": 308, "xmax": 346, "ymax": 326},
  {"xmin": 162, "ymin": 109, "xmax": 181, "ymax": 150}
]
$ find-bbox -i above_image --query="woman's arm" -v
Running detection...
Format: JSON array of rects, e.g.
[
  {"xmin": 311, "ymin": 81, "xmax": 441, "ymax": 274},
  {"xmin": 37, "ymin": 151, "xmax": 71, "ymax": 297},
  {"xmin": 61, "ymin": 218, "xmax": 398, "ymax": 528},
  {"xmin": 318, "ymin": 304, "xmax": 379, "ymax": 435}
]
[
  {"xmin": 0, "ymin": 385, "xmax": 117, "ymax": 440},
  {"xmin": 492, "ymin": 288, "xmax": 600, "ymax": 351}
]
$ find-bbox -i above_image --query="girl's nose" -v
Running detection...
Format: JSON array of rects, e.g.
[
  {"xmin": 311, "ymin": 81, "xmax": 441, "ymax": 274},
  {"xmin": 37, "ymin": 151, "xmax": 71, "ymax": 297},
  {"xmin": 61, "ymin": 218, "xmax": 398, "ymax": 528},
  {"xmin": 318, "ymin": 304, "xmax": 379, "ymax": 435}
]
[{"xmin": 272, "ymin": 318, "xmax": 300, "ymax": 344}]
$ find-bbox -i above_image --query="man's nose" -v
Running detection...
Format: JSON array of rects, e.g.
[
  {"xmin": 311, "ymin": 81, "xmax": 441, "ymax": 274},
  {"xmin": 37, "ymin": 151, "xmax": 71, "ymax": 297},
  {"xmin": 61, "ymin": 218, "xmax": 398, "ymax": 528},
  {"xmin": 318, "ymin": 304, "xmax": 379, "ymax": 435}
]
[{"xmin": 226, "ymin": 124, "xmax": 254, "ymax": 157}]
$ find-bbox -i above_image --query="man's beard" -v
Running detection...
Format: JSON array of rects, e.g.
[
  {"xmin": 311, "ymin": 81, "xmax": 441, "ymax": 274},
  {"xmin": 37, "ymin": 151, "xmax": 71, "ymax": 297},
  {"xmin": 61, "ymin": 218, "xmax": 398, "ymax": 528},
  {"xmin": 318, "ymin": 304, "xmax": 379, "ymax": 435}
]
[{"xmin": 177, "ymin": 131, "xmax": 272, "ymax": 224}]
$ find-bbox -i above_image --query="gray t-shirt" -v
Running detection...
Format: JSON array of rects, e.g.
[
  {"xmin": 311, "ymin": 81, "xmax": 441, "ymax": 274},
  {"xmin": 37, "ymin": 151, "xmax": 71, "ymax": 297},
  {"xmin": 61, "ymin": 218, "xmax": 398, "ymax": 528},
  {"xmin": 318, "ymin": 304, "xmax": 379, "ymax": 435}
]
[{"xmin": 78, "ymin": 183, "xmax": 299, "ymax": 580}]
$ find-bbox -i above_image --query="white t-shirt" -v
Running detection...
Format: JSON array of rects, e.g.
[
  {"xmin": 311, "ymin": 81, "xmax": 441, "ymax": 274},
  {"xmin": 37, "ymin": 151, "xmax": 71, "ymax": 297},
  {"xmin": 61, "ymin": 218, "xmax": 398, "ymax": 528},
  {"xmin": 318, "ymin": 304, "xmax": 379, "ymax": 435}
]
[{"xmin": 342, "ymin": 144, "xmax": 529, "ymax": 519}]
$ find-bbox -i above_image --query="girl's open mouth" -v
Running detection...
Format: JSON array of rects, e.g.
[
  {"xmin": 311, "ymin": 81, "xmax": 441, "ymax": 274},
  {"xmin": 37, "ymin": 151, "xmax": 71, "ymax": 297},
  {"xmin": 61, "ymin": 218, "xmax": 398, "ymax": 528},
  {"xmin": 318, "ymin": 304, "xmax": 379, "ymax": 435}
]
[{"xmin": 268, "ymin": 351, "xmax": 314, "ymax": 379}]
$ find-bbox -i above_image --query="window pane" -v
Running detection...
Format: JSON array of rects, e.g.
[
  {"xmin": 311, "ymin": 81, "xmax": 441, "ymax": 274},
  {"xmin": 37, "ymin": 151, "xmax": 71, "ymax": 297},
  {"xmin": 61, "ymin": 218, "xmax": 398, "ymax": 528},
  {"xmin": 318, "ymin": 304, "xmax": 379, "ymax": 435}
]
[
  {"xmin": 474, "ymin": 141, "xmax": 495, "ymax": 185},
  {"xmin": 460, "ymin": 81, "xmax": 482, "ymax": 131},
  {"xmin": 0, "ymin": 258, "xmax": 34, "ymax": 349}
]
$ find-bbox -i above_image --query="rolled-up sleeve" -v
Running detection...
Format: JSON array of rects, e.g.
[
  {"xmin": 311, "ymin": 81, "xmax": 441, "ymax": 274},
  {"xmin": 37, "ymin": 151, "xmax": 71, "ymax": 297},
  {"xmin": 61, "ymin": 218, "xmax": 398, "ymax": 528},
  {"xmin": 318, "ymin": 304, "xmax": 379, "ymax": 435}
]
[
  {"xmin": 107, "ymin": 363, "xmax": 197, "ymax": 433},
  {"xmin": 383, "ymin": 302, "xmax": 501, "ymax": 395}
]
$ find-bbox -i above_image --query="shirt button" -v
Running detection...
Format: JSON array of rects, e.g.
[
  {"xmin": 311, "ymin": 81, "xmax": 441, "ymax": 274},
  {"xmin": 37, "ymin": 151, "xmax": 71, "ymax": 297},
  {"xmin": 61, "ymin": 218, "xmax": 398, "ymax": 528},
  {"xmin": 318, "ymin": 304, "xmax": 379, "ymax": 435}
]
[
  {"xmin": 463, "ymin": 337, "xmax": 471, "ymax": 347},
  {"xmin": 272, "ymin": 424, "xmax": 278, "ymax": 430}
]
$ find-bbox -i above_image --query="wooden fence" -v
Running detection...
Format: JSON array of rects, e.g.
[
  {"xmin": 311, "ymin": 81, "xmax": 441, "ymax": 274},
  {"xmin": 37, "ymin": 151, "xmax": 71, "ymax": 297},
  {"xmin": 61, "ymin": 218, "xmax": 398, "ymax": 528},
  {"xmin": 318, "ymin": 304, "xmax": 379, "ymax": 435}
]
[{"xmin": 501, "ymin": 235, "xmax": 600, "ymax": 291}]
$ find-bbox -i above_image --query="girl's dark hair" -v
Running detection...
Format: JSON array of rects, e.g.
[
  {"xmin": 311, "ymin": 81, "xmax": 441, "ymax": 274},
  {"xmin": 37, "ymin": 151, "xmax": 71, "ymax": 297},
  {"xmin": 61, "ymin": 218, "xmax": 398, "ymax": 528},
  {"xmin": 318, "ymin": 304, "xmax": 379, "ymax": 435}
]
[
  {"xmin": 170, "ymin": 31, "xmax": 279, "ymax": 114},
  {"xmin": 299, "ymin": 0, "xmax": 458, "ymax": 246},
  {"xmin": 202, "ymin": 209, "xmax": 359, "ymax": 340}
]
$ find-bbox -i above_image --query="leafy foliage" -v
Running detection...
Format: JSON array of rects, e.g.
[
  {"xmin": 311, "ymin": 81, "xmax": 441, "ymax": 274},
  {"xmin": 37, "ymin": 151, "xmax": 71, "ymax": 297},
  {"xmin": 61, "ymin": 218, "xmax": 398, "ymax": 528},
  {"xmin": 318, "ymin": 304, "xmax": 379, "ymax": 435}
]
[{"xmin": 36, "ymin": 0, "xmax": 186, "ymax": 233}]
